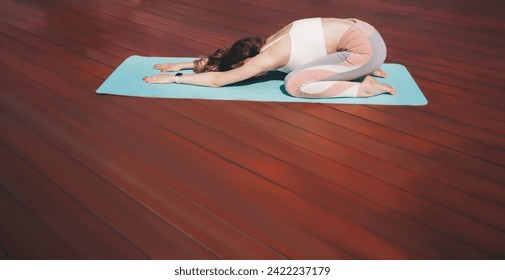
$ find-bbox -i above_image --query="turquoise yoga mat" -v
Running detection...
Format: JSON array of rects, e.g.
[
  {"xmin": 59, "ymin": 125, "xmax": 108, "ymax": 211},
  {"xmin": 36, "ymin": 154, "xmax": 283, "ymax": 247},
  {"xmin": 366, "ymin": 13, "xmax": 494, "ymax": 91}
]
[{"xmin": 96, "ymin": 56, "xmax": 427, "ymax": 105}]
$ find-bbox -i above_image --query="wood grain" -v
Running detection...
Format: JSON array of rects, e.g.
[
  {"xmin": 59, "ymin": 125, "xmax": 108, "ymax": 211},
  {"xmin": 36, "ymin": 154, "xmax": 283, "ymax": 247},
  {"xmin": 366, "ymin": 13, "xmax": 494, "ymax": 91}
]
[{"xmin": 1, "ymin": 0, "xmax": 504, "ymax": 259}]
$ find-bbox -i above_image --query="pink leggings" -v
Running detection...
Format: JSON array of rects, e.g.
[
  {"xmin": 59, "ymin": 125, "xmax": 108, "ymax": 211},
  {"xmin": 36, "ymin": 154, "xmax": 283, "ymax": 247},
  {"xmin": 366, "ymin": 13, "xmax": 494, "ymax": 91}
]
[{"xmin": 284, "ymin": 20, "xmax": 387, "ymax": 98}]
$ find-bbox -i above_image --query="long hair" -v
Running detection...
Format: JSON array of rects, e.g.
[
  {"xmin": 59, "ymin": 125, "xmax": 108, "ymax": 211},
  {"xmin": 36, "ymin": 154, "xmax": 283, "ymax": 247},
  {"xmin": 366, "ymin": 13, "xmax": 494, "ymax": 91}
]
[{"xmin": 193, "ymin": 37, "xmax": 266, "ymax": 73}]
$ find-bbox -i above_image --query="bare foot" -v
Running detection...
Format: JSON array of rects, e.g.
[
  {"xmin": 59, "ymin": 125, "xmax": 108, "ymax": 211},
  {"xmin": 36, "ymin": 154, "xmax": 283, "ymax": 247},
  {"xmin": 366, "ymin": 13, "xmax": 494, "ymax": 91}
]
[
  {"xmin": 372, "ymin": 68, "xmax": 388, "ymax": 78},
  {"xmin": 358, "ymin": 76, "xmax": 396, "ymax": 97},
  {"xmin": 143, "ymin": 74, "xmax": 173, "ymax": 84}
]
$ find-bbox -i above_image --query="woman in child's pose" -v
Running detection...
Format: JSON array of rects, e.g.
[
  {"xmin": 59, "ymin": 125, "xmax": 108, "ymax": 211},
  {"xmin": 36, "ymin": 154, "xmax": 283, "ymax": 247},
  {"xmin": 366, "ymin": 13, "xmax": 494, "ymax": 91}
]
[{"xmin": 144, "ymin": 18, "xmax": 396, "ymax": 98}]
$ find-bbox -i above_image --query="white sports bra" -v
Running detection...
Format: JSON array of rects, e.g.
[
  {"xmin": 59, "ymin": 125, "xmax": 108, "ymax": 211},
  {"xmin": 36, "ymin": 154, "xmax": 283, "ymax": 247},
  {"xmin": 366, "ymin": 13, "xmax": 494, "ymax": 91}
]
[{"xmin": 261, "ymin": 18, "xmax": 328, "ymax": 73}]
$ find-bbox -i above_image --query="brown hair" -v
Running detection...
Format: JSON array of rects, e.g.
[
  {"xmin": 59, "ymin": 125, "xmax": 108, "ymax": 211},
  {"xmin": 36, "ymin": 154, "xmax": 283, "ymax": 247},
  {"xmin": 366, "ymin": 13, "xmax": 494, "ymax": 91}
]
[{"xmin": 194, "ymin": 37, "xmax": 266, "ymax": 73}]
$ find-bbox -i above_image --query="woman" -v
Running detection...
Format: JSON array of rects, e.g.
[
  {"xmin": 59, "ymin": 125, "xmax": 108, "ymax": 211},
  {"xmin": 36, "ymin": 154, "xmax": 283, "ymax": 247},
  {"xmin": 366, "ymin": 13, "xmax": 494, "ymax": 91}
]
[{"xmin": 143, "ymin": 18, "xmax": 396, "ymax": 98}]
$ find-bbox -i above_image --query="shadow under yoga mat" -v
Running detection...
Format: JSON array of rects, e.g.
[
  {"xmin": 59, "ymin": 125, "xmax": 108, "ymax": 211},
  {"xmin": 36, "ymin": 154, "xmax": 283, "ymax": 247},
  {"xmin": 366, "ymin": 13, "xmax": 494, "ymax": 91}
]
[{"xmin": 96, "ymin": 56, "xmax": 428, "ymax": 105}]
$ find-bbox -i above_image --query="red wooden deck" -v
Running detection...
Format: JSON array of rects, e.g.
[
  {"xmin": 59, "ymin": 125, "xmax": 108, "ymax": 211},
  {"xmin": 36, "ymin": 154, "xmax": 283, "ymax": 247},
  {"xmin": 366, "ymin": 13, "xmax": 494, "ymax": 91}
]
[{"xmin": 1, "ymin": 0, "xmax": 504, "ymax": 259}]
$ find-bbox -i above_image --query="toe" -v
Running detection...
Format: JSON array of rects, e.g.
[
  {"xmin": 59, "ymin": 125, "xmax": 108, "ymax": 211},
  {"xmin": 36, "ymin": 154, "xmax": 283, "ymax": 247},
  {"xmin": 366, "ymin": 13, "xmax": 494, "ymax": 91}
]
[{"xmin": 372, "ymin": 69, "xmax": 388, "ymax": 78}]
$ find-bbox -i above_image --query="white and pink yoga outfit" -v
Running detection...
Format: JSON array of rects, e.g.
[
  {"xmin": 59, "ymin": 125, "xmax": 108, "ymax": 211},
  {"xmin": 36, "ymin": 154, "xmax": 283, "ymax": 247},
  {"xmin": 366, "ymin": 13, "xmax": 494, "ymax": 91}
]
[{"xmin": 264, "ymin": 18, "xmax": 387, "ymax": 98}]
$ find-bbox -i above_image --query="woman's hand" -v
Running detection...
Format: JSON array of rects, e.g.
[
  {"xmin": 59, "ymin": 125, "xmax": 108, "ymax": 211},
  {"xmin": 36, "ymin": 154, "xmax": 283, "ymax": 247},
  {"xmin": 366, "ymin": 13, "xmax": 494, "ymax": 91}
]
[
  {"xmin": 143, "ymin": 74, "xmax": 175, "ymax": 84},
  {"xmin": 153, "ymin": 62, "xmax": 181, "ymax": 72}
]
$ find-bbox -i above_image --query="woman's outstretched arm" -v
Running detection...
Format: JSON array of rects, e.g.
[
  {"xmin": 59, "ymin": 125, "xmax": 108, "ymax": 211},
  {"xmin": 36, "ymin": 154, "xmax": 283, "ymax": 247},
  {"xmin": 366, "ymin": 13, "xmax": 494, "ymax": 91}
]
[
  {"xmin": 153, "ymin": 61, "xmax": 196, "ymax": 72},
  {"xmin": 144, "ymin": 53, "xmax": 275, "ymax": 87}
]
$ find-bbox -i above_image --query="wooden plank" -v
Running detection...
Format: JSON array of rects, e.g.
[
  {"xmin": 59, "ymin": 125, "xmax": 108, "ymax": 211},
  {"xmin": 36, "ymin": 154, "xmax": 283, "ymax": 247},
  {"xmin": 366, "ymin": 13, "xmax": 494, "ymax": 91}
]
[
  {"xmin": 205, "ymin": 101, "xmax": 505, "ymax": 256},
  {"xmin": 0, "ymin": 80, "xmax": 278, "ymax": 259},
  {"xmin": 0, "ymin": 8, "xmax": 130, "ymax": 65},
  {"xmin": 0, "ymin": 83, "xmax": 355, "ymax": 260},
  {"xmin": 284, "ymin": 103, "xmax": 505, "ymax": 175},
  {"xmin": 115, "ymin": 96, "xmax": 497, "ymax": 259},
  {"xmin": 1, "ymin": 0, "xmax": 504, "ymax": 260},
  {"xmin": 0, "ymin": 21, "xmax": 111, "ymax": 79},
  {"xmin": 0, "ymin": 105, "xmax": 219, "ymax": 259},
  {"xmin": 22, "ymin": 0, "xmax": 224, "ymax": 54},
  {"xmin": 0, "ymin": 185, "xmax": 77, "ymax": 260},
  {"xmin": 11, "ymin": 0, "xmax": 213, "ymax": 54},
  {"xmin": 0, "ymin": 143, "xmax": 143, "ymax": 259},
  {"xmin": 0, "ymin": 86, "xmax": 218, "ymax": 259},
  {"xmin": 174, "ymin": 99, "xmax": 505, "ymax": 230},
  {"xmin": 235, "ymin": 102, "xmax": 505, "ymax": 206}
]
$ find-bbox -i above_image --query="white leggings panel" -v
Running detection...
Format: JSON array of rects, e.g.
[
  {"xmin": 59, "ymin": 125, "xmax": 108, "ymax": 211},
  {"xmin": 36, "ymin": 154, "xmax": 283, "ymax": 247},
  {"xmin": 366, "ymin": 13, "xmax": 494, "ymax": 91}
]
[{"xmin": 300, "ymin": 81, "xmax": 359, "ymax": 97}]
